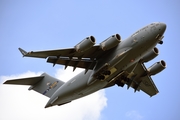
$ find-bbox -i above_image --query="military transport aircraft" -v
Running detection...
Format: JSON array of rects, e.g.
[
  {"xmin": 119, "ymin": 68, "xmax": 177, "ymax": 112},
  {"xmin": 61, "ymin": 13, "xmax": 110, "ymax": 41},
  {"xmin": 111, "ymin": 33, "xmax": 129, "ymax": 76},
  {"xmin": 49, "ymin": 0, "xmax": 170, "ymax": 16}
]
[{"xmin": 4, "ymin": 22, "xmax": 166, "ymax": 108}]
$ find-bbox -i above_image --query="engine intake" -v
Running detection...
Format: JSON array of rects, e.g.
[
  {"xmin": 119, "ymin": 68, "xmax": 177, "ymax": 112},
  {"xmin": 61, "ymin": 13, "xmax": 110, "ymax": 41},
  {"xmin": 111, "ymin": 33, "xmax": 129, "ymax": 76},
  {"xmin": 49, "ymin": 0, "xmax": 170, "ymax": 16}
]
[
  {"xmin": 142, "ymin": 47, "xmax": 159, "ymax": 62},
  {"xmin": 147, "ymin": 60, "xmax": 166, "ymax": 76},
  {"xmin": 74, "ymin": 36, "xmax": 95, "ymax": 52},
  {"xmin": 100, "ymin": 34, "xmax": 121, "ymax": 51}
]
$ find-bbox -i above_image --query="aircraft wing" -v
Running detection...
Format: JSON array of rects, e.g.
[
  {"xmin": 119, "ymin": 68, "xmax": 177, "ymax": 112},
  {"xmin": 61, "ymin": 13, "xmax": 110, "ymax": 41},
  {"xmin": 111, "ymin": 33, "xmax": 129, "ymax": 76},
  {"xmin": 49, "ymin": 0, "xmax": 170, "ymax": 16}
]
[
  {"xmin": 125, "ymin": 62, "xmax": 159, "ymax": 96},
  {"xmin": 19, "ymin": 45, "xmax": 102, "ymax": 59},
  {"xmin": 138, "ymin": 75, "xmax": 159, "ymax": 96},
  {"xmin": 19, "ymin": 45, "xmax": 105, "ymax": 70}
]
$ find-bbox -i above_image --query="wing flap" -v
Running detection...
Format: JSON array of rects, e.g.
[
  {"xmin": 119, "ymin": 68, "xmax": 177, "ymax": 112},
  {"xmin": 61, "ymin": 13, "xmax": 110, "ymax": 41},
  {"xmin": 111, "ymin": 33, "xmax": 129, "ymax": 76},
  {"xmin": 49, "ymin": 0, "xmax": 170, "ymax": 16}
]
[{"xmin": 47, "ymin": 56, "xmax": 96, "ymax": 69}]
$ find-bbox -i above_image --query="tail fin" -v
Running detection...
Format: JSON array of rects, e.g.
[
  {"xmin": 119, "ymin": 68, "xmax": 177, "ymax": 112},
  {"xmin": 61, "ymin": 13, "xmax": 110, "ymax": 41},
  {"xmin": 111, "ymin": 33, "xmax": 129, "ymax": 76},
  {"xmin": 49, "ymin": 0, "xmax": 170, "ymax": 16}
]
[{"xmin": 4, "ymin": 73, "xmax": 64, "ymax": 98}]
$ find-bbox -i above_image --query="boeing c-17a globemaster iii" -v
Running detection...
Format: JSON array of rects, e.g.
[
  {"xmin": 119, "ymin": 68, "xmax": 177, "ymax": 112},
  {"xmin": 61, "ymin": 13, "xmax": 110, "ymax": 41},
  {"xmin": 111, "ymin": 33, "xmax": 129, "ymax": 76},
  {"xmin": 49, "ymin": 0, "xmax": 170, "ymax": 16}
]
[{"xmin": 4, "ymin": 22, "xmax": 166, "ymax": 108}]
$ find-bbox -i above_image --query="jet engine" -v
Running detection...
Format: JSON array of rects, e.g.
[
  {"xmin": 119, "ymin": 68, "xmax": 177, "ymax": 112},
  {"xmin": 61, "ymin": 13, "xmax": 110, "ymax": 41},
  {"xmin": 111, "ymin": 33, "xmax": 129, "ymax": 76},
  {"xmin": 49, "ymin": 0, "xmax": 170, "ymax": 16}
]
[
  {"xmin": 74, "ymin": 36, "xmax": 96, "ymax": 52},
  {"xmin": 147, "ymin": 60, "xmax": 166, "ymax": 76},
  {"xmin": 100, "ymin": 34, "xmax": 121, "ymax": 51},
  {"xmin": 142, "ymin": 47, "xmax": 159, "ymax": 62}
]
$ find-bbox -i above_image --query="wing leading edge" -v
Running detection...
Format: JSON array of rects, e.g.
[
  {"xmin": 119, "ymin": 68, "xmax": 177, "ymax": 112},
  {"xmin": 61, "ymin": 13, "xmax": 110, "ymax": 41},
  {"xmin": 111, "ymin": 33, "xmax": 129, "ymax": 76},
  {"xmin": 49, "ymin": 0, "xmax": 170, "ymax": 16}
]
[{"xmin": 18, "ymin": 45, "xmax": 102, "ymax": 59}]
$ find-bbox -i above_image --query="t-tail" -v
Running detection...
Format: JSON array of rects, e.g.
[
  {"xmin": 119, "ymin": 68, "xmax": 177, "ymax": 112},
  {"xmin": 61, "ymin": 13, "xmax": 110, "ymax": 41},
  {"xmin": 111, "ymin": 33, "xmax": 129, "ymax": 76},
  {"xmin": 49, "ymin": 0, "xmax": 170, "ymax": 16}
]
[{"xmin": 3, "ymin": 73, "xmax": 64, "ymax": 98}]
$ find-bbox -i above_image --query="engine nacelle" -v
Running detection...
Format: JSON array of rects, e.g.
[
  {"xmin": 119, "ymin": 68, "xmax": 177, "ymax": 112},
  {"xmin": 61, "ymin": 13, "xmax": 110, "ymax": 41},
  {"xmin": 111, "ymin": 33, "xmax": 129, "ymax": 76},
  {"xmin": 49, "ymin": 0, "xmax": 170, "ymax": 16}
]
[
  {"xmin": 100, "ymin": 34, "xmax": 121, "ymax": 51},
  {"xmin": 74, "ymin": 36, "xmax": 95, "ymax": 52},
  {"xmin": 142, "ymin": 47, "xmax": 159, "ymax": 62},
  {"xmin": 147, "ymin": 60, "xmax": 166, "ymax": 76}
]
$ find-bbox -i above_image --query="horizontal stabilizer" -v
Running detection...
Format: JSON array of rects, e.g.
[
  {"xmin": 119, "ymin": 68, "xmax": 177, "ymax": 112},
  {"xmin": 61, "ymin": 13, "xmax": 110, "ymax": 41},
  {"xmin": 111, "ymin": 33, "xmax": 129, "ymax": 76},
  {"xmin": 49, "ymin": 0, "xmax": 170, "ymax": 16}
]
[
  {"xmin": 4, "ymin": 76, "xmax": 44, "ymax": 85},
  {"xmin": 4, "ymin": 73, "xmax": 65, "ymax": 98}
]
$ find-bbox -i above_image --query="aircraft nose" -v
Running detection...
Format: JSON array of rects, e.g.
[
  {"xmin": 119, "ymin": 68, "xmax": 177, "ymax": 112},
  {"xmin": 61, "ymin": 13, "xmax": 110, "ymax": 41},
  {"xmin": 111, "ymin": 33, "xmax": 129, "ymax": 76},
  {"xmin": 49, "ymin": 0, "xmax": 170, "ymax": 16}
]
[{"xmin": 159, "ymin": 22, "xmax": 166, "ymax": 34}]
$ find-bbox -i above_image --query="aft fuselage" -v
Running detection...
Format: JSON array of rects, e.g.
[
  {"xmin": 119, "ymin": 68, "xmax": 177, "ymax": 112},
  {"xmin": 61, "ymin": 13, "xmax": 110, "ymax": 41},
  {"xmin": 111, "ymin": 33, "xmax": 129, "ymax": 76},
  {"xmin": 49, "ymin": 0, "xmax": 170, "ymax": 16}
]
[{"xmin": 45, "ymin": 22, "xmax": 166, "ymax": 108}]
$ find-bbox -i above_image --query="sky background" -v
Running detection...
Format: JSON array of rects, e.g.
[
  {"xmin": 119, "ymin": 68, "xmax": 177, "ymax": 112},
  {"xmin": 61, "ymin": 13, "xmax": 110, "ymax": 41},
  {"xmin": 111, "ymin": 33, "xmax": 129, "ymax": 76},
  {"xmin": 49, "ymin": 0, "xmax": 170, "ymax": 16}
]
[{"xmin": 0, "ymin": 0, "xmax": 180, "ymax": 120}]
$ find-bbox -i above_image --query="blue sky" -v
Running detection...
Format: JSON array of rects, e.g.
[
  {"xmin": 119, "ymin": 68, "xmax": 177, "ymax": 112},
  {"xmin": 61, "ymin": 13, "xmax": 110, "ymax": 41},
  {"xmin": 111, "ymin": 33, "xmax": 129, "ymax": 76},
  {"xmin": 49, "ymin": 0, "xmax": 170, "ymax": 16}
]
[{"xmin": 0, "ymin": 0, "xmax": 180, "ymax": 120}]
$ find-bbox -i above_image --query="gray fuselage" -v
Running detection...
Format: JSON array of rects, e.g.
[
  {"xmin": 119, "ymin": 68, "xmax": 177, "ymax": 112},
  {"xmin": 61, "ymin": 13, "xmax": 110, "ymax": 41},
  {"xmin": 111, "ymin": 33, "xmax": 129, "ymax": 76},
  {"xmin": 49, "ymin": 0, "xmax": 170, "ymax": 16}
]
[{"xmin": 45, "ymin": 22, "xmax": 166, "ymax": 107}]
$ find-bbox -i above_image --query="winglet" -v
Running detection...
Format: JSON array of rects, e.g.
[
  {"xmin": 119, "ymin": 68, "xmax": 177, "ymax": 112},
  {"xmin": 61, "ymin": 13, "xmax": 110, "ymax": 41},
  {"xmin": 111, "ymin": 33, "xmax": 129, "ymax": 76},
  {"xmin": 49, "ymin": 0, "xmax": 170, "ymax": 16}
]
[{"xmin": 18, "ymin": 48, "xmax": 27, "ymax": 57}]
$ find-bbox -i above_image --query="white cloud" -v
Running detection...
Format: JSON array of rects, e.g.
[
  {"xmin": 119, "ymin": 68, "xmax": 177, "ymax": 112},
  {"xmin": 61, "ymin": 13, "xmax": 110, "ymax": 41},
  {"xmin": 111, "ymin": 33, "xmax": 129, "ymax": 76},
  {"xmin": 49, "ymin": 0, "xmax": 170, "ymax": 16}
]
[
  {"xmin": 126, "ymin": 110, "xmax": 143, "ymax": 120},
  {"xmin": 0, "ymin": 68, "xmax": 107, "ymax": 120},
  {"xmin": 55, "ymin": 67, "xmax": 84, "ymax": 82}
]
